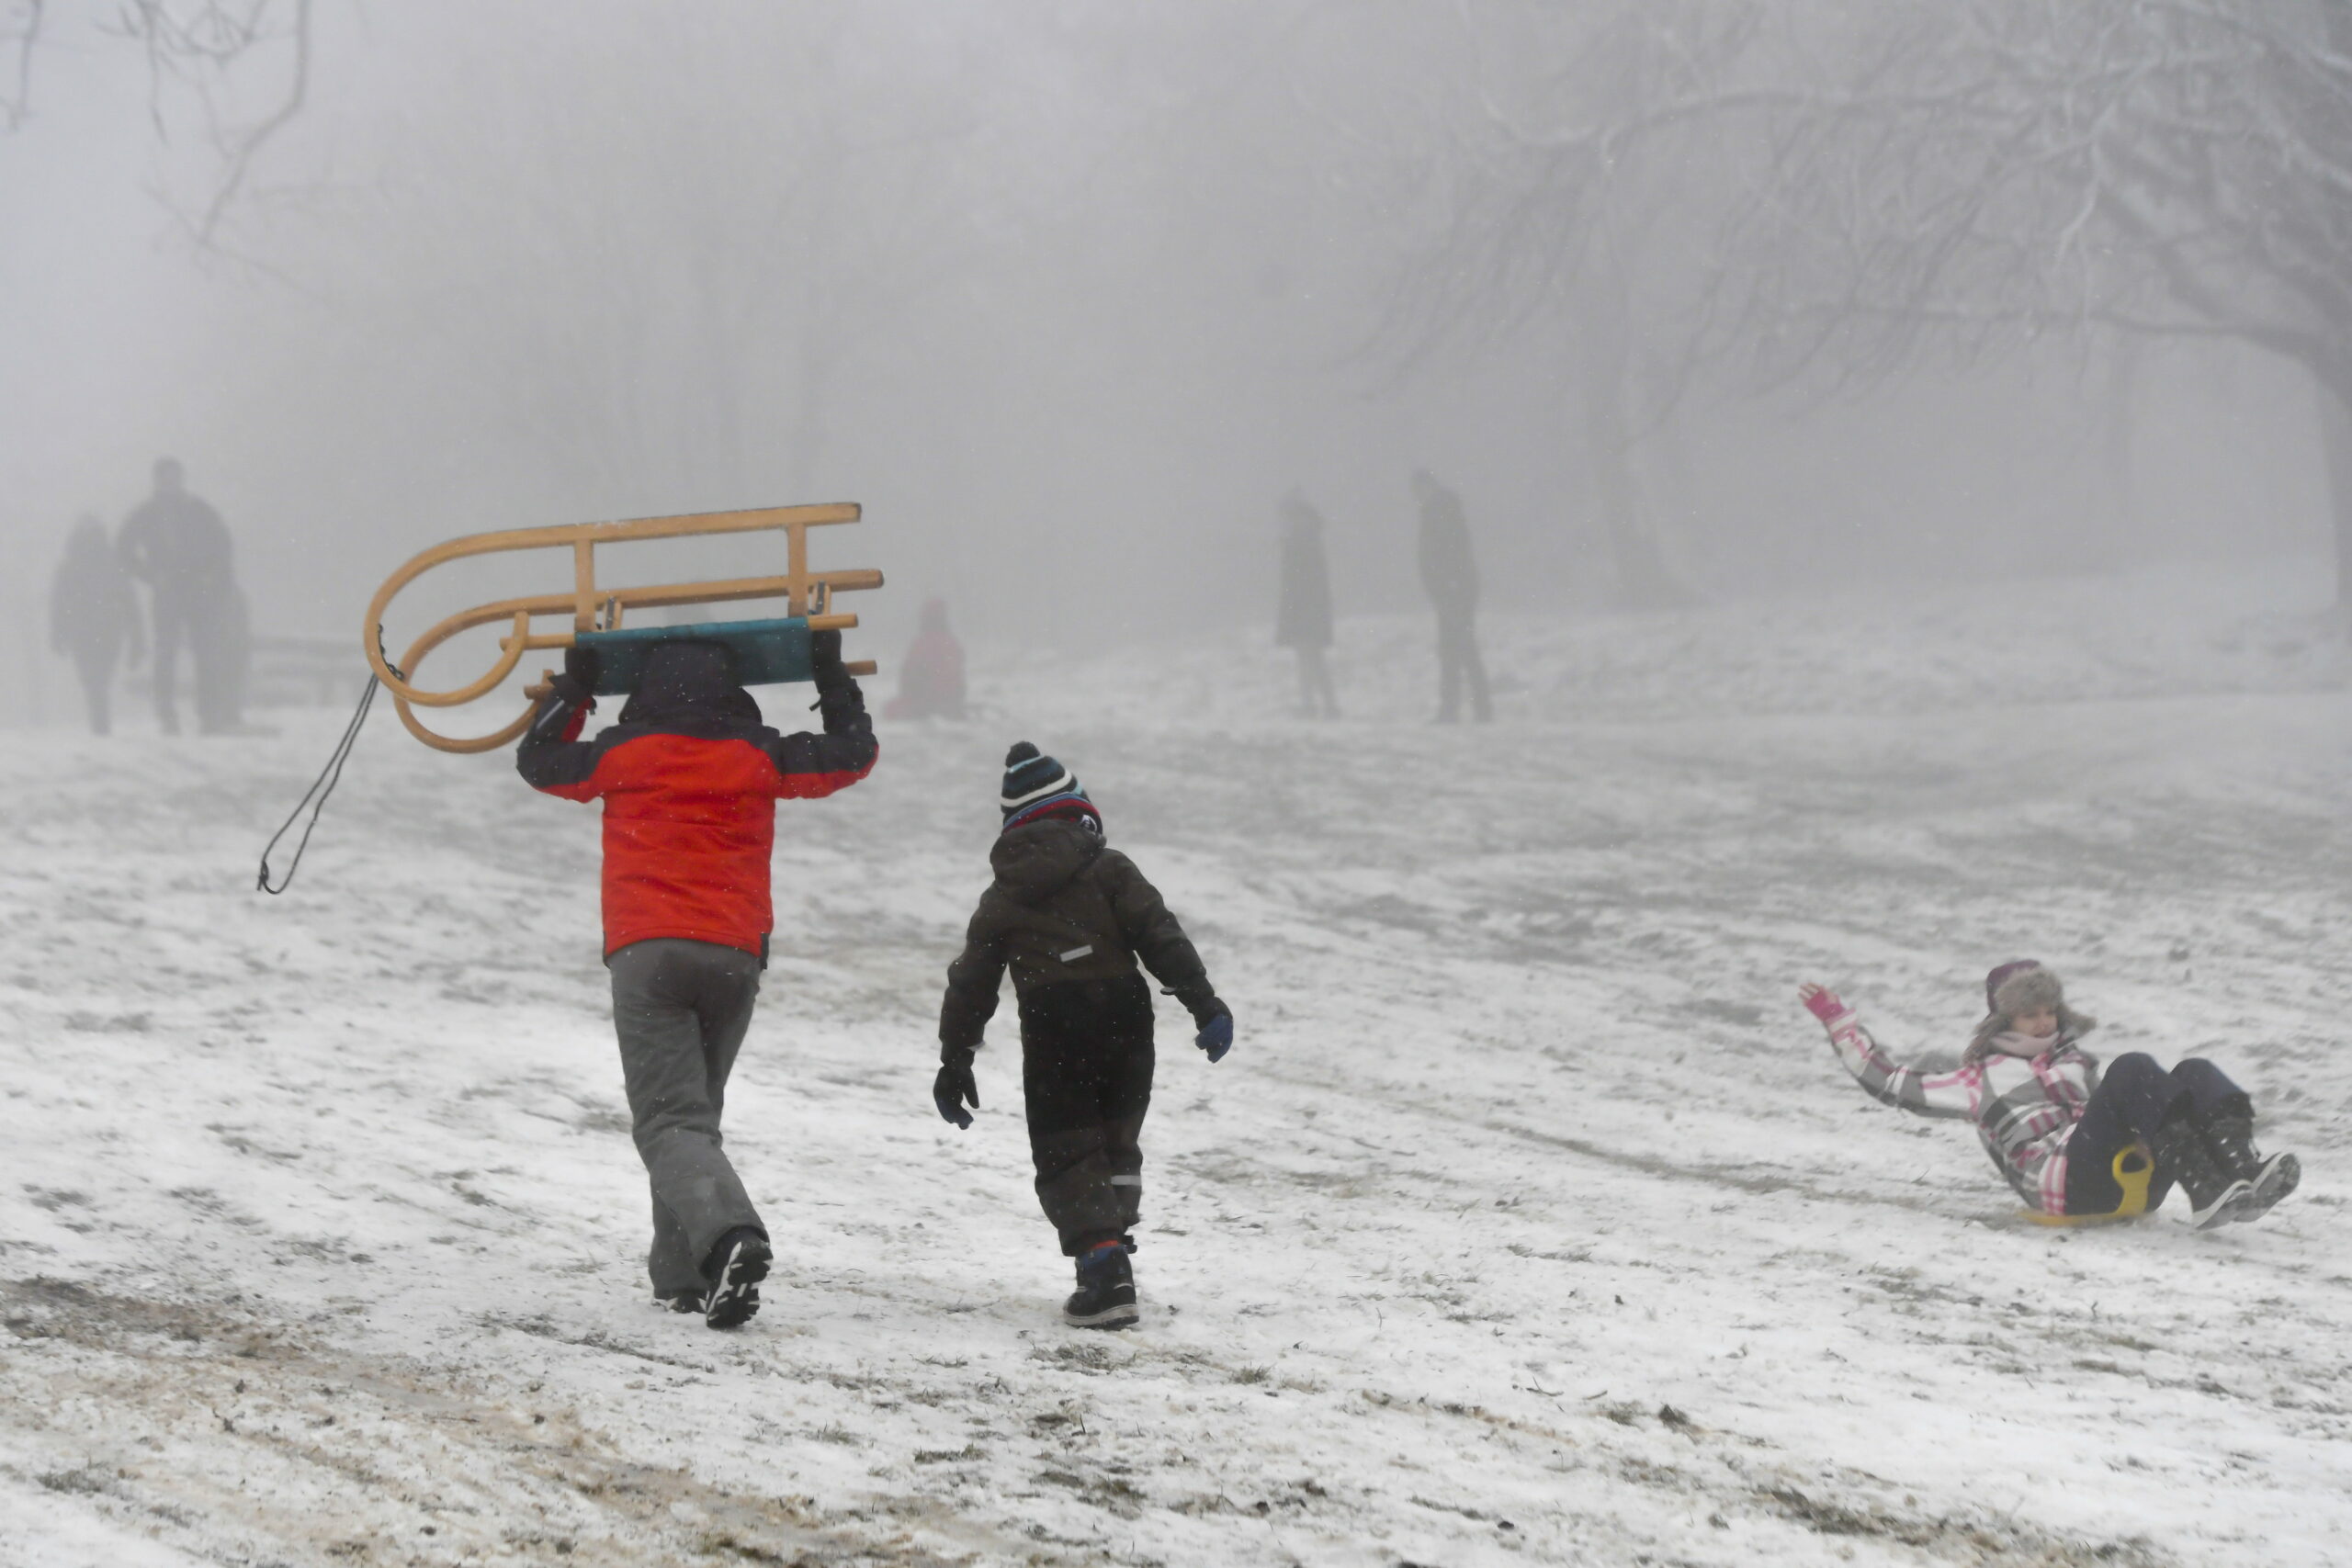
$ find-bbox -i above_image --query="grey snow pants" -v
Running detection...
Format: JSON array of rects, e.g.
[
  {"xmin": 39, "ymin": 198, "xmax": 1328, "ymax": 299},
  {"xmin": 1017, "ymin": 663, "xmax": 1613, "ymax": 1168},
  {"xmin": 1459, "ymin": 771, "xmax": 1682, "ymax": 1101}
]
[
  {"xmin": 607, "ymin": 938, "xmax": 766, "ymax": 1297},
  {"xmin": 1434, "ymin": 604, "xmax": 1490, "ymax": 723}
]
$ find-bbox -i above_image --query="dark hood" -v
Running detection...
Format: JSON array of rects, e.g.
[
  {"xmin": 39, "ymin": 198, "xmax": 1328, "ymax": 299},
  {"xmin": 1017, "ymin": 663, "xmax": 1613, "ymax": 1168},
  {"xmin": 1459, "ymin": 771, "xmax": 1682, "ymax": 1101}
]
[
  {"xmin": 989, "ymin": 818, "xmax": 1102, "ymax": 899},
  {"xmin": 617, "ymin": 640, "xmax": 763, "ymax": 728}
]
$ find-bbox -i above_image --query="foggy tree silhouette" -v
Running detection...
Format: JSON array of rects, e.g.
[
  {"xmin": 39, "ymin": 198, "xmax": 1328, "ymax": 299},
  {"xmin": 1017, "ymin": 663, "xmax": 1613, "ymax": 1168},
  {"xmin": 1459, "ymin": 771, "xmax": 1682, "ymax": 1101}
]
[
  {"xmin": 1414, "ymin": 2, "xmax": 2352, "ymax": 613},
  {"xmin": 4, "ymin": 0, "xmax": 311, "ymax": 243},
  {"xmin": 1361, "ymin": 4, "xmax": 1728, "ymax": 612}
]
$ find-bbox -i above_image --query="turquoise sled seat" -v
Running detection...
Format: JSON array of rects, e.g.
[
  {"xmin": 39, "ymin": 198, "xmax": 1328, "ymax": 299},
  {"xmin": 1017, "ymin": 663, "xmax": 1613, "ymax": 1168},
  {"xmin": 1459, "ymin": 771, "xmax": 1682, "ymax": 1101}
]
[{"xmin": 572, "ymin": 616, "xmax": 817, "ymax": 696}]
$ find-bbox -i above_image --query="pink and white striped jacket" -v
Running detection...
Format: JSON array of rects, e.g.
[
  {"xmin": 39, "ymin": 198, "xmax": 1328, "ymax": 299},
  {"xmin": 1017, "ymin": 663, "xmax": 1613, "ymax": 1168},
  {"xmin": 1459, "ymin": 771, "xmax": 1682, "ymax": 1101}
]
[{"xmin": 1812, "ymin": 998, "xmax": 2100, "ymax": 1213}]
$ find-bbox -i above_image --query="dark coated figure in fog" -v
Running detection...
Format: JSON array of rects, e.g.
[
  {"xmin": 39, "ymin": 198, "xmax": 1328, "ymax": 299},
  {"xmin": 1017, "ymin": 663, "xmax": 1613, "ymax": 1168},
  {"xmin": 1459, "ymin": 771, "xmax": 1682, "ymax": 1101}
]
[
  {"xmin": 884, "ymin": 596, "xmax": 967, "ymax": 721},
  {"xmin": 933, "ymin": 742, "xmax": 1232, "ymax": 1330},
  {"xmin": 1412, "ymin": 468, "xmax": 1490, "ymax": 724},
  {"xmin": 1275, "ymin": 491, "xmax": 1340, "ymax": 719},
  {"xmin": 50, "ymin": 515, "xmax": 146, "ymax": 736},
  {"xmin": 117, "ymin": 457, "xmax": 243, "ymax": 735},
  {"xmin": 519, "ymin": 633, "xmax": 876, "ymax": 1330}
]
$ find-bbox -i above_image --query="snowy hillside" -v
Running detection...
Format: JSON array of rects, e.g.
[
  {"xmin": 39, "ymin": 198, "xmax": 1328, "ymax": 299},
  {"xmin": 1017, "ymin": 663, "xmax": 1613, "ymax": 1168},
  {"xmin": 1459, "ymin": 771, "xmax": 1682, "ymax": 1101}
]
[
  {"xmin": 1007, "ymin": 560, "xmax": 2351, "ymax": 729},
  {"xmin": 5, "ymin": 570, "xmax": 2350, "ymax": 1566}
]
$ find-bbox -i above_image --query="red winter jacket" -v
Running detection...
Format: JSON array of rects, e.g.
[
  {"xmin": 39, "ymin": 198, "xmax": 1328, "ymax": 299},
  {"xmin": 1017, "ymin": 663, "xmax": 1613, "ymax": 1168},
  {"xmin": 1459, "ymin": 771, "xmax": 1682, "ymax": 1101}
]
[{"xmin": 517, "ymin": 642, "xmax": 876, "ymax": 959}]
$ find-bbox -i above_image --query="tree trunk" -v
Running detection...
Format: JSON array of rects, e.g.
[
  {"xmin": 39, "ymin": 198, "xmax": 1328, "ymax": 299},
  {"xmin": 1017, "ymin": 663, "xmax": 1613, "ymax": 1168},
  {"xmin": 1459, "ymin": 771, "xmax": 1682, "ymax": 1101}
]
[
  {"xmin": 1582, "ymin": 373, "xmax": 1690, "ymax": 610},
  {"xmin": 2322, "ymin": 374, "xmax": 2352, "ymax": 613},
  {"xmin": 2098, "ymin": 338, "xmax": 2141, "ymax": 571},
  {"xmin": 1577, "ymin": 274, "xmax": 1691, "ymax": 611}
]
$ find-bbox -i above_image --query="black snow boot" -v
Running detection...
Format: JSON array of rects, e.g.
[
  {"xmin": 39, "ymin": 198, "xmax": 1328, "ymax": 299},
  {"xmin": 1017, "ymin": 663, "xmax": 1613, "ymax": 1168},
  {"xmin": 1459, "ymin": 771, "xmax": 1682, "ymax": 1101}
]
[
  {"xmin": 2152, "ymin": 1118, "xmax": 2251, "ymax": 1231},
  {"xmin": 655, "ymin": 1290, "xmax": 703, "ymax": 1314},
  {"xmin": 2201, "ymin": 1111, "xmax": 2300, "ymax": 1223},
  {"xmin": 703, "ymin": 1228, "xmax": 772, "ymax": 1330},
  {"xmin": 1063, "ymin": 1244, "xmax": 1138, "ymax": 1330}
]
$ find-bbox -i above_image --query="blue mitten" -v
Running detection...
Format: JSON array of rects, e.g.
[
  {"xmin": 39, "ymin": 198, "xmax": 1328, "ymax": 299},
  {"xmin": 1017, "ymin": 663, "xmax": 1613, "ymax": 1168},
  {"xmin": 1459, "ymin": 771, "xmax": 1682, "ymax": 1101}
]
[{"xmin": 1193, "ymin": 1006, "xmax": 1233, "ymax": 1065}]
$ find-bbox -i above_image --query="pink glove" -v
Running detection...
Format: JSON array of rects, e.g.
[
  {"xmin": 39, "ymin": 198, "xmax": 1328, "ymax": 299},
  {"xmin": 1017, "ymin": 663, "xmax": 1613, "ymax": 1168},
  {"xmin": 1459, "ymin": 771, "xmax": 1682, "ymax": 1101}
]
[{"xmin": 1800, "ymin": 985, "xmax": 1847, "ymax": 1023}]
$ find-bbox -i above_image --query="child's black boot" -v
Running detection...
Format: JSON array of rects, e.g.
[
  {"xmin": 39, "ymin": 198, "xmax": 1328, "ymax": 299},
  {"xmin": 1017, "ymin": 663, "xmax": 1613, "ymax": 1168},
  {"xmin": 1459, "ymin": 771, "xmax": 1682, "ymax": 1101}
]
[
  {"xmin": 2153, "ymin": 1118, "xmax": 2251, "ymax": 1230},
  {"xmin": 2201, "ymin": 1110, "xmax": 2299, "ymax": 1222},
  {"xmin": 703, "ymin": 1227, "xmax": 772, "ymax": 1330},
  {"xmin": 1063, "ymin": 1240, "xmax": 1137, "ymax": 1330}
]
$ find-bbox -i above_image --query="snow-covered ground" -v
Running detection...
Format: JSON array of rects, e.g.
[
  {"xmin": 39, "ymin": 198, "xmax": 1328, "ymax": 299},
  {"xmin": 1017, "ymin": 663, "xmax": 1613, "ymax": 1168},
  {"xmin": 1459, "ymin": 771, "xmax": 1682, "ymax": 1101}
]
[{"xmin": 5, "ymin": 568, "xmax": 2351, "ymax": 1566}]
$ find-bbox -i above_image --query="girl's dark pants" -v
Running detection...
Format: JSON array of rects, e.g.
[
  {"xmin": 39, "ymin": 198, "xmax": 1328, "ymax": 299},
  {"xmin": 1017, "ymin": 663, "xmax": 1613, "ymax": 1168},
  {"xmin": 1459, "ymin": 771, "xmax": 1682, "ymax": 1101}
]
[
  {"xmin": 1020, "ymin": 975, "xmax": 1154, "ymax": 1257},
  {"xmin": 607, "ymin": 938, "xmax": 766, "ymax": 1296},
  {"xmin": 2064, "ymin": 1053, "xmax": 2249, "ymax": 1213}
]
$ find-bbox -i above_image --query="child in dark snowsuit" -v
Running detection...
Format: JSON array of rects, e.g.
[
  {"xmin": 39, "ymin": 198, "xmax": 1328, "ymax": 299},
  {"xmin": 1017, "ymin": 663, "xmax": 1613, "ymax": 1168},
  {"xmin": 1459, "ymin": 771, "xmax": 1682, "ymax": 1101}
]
[
  {"xmin": 50, "ymin": 516, "xmax": 145, "ymax": 735},
  {"xmin": 933, "ymin": 742, "xmax": 1232, "ymax": 1328},
  {"xmin": 520, "ymin": 633, "xmax": 876, "ymax": 1327},
  {"xmin": 1801, "ymin": 962, "xmax": 2300, "ymax": 1228}
]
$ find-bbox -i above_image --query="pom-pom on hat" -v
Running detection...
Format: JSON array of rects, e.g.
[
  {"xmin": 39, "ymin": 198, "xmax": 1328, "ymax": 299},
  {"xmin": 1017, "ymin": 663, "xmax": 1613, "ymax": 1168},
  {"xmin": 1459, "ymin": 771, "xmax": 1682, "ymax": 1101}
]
[{"xmin": 999, "ymin": 740, "xmax": 1102, "ymax": 834}]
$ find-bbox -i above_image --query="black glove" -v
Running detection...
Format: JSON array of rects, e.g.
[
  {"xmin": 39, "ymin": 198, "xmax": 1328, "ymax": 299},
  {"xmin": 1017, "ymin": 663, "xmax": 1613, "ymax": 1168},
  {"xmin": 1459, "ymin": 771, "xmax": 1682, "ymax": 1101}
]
[
  {"xmin": 550, "ymin": 642, "xmax": 599, "ymax": 705},
  {"xmin": 809, "ymin": 627, "xmax": 846, "ymax": 684},
  {"xmin": 933, "ymin": 1052, "xmax": 978, "ymax": 1129}
]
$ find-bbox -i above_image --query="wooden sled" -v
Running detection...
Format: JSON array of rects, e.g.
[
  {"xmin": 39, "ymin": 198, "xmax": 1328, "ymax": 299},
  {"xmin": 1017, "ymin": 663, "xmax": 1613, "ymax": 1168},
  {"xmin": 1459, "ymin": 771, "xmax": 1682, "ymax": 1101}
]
[
  {"xmin": 363, "ymin": 503, "xmax": 884, "ymax": 753},
  {"xmin": 2019, "ymin": 1143, "xmax": 2153, "ymax": 1227}
]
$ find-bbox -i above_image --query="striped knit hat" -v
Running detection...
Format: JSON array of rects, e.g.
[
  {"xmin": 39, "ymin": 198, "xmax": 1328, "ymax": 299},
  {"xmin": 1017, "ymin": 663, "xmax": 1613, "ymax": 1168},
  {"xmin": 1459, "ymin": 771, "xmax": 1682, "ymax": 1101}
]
[{"xmin": 1000, "ymin": 740, "xmax": 1101, "ymax": 833}]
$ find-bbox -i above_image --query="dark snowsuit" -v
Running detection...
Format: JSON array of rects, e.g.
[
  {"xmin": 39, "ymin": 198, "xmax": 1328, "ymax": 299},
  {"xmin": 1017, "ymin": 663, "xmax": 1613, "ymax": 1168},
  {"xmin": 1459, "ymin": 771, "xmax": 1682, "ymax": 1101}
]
[
  {"xmin": 1276, "ymin": 503, "xmax": 1339, "ymax": 718},
  {"xmin": 941, "ymin": 819, "xmax": 1216, "ymax": 1254},
  {"xmin": 50, "ymin": 521, "xmax": 145, "ymax": 736},
  {"xmin": 1416, "ymin": 482, "xmax": 1490, "ymax": 723},
  {"xmin": 519, "ymin": 641, "xmax": 876, "ymax": 1296},
  {"xmin": 117, "ymin": 490, "xmax": 241, "ymax": 734}
]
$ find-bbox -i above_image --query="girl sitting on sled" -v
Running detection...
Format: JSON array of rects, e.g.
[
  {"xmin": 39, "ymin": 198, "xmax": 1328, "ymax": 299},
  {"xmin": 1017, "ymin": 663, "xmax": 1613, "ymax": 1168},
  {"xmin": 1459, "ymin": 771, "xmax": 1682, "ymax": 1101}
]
[{"xmin": 1799, "ymin": 961, "xmax": 2299, "ymax": 1228}]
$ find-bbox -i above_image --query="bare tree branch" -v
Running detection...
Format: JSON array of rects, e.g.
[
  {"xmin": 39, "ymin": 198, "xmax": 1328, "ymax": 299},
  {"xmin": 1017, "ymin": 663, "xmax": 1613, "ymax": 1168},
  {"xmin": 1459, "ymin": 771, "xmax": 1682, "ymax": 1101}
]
[
  {"xmin": 9, "ymin": 1, "xmax": 311, "ymax": 240},
  {"xmin": 3, "ymin": 0, "xmax": 43, "ymax": 130},
  {"xmin": 189, "ymin": 0, "xmax": 309, "ymax": 243}
]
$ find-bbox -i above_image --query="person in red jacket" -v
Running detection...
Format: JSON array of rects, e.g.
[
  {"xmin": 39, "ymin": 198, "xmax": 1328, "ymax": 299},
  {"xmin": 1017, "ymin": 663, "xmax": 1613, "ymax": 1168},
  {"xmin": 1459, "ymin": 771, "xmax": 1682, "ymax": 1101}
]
[
  {"xmin": 883, "ymin": 596, "xmax": 967, "ymax": 720},
  {"xmin": 519, "ymin": 630, "xmax": 876, "ymax": 1328}
]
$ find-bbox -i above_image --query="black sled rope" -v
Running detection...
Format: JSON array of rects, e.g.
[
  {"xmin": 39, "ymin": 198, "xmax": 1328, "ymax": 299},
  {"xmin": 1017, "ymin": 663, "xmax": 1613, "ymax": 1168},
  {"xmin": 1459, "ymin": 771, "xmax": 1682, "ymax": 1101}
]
[{"xmin": 256, "ymin": 673, "xmax": 380, "ymax": 895}]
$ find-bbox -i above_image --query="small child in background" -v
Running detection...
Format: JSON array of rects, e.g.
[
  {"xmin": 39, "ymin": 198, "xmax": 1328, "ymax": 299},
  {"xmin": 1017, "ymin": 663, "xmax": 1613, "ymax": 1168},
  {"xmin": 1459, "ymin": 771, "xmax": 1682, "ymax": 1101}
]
[
  {"xmin": 933, "ymin": 741, "xmax": 1232, "ymax": 1328},
  {"xmin": 884, "ymin": 597, "xmax": 967, "ymax": 721},
  {"xmin": 1800, "ymin": 961, "xmax": 2299, "ymax": 1228}
]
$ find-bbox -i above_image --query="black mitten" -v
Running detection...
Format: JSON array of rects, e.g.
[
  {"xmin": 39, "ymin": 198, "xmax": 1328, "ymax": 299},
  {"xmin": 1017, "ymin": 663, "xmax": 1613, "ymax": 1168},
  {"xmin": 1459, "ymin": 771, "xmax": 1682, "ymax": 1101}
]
[
  {"xmin": 933, "ymin": 1052, "xmax": 978, "ymax": 1129},
  {"xmin": 809, "ymin": 628, "xmax": 848, "ymax": 686},
  {"xmin": 551, "ymin": 642, "xmax": 600, "ymax": 705}
]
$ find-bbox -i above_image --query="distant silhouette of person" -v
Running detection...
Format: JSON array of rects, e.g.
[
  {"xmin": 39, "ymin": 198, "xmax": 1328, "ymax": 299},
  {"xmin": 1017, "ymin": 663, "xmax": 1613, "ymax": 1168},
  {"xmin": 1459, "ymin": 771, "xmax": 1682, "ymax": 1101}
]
[
  {"xmin": 884, "ymin": 597, "xmax": 967, "ymax": 721},
  {"xmin": 49, "ymin": 515, "xmax": 146, "ymax": 736},
  {"xmin": 1413, "ymin": 468, "xmax": 1490, "ymax": 724},
  {"xmin": 1275, "ymin": 491, "xmax": 1339, "ymax": 718},
  {"xmin": 117, "ymin": 457, "xmax": 243, "ymax": 735}
]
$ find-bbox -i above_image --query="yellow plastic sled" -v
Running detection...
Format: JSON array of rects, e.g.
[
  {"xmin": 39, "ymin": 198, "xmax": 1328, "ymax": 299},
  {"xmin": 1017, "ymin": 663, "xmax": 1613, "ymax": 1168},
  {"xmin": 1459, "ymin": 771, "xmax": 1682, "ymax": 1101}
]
[{"xmin": 2020, "ymin": 1144, "xmax": 2153, "ymax": 1226}]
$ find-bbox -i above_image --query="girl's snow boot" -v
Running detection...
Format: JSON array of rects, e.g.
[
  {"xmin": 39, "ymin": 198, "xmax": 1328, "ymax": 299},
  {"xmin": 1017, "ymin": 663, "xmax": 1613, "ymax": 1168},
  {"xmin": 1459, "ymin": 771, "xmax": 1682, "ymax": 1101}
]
[
  {"xmin": 2153, "ymin": 1119, "xmax": 2251, "ymax": 1230},
  {"xmin": 2201, "ymin": 1112, "xmax": 2300, "ymax": 1222},
  {"xmin": 1064, "ymin": 1242, "xmax": 1138, "ymax": 1330}
]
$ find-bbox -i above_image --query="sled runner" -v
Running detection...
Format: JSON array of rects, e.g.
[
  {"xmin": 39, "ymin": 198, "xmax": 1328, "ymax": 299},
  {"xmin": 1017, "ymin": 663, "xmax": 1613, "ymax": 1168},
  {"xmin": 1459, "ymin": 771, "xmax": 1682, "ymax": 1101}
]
[
  {"xmin": 363, "ymin": 503, "xmax": 883, "ymax": 753},
  {"xmin": 2019, "ymin": 1143, "xmax": 2153, "ymax": 1227}
]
